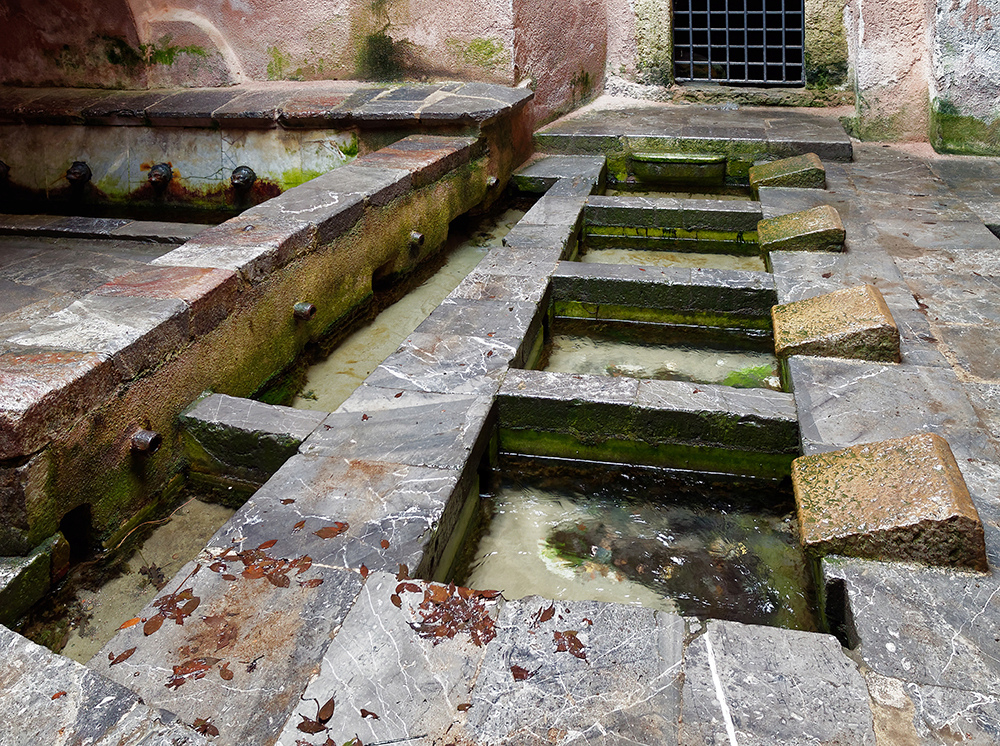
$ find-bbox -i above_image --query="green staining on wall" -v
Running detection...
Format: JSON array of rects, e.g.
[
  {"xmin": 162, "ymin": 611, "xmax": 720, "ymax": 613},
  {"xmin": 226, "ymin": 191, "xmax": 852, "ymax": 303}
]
[
  {"xmin": 447, "ymin": 37, "xmax": 509, "ymax": 71},
  {"xmin": 633, "ymin": 0, "xmax": 673, "ymax": 86},
  {"xmin": 803, "ymin": 0, "xmax": 848, "ymax": 88},
  {"xmin": 931, "ymin": 98, "xmax": 1000, "ymax": 156}
]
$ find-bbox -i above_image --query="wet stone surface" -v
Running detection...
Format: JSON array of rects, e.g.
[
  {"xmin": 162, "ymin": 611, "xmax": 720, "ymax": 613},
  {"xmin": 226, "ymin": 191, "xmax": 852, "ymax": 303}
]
[
  {"xmin": 757, "ymin": 204, "xmax": 846, "ymax": 253},
  {"xmin": 749, "ymin": 152, "xmax": 827, "ymax": 194}
]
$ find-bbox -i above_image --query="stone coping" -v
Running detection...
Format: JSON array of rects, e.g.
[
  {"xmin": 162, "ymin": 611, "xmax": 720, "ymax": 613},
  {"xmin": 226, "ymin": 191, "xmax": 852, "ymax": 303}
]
[
  {"xmin": 0, "ymin": 81, "xmax": 533, "ymax": 129},
  {"xmin": 0, "ymin": 214, "xmax": 211, "ymax": 243}
]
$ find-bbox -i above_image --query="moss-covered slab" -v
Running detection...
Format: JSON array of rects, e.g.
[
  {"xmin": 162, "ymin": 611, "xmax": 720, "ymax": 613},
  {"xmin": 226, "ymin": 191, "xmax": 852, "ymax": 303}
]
[
  {"xmin": 758, "ymin": 204, "xmax": 845, "ymax": 254},
  {"xmin": 792, "ymin": 433, "xmax": 987, "ymax": 571},
  {"xmin": 772, "ymin": 284, "xmax": 900, "ymax": 362},
  {"xmin": 750, "ymin": 153, "xmax": 826, "ymax": 196}
]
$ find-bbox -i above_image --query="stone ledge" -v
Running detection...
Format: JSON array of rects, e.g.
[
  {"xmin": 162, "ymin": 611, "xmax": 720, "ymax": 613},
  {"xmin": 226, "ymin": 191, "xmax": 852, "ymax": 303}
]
[
  {"xmin": 772, "ymin": 284, "xmax": 900, "ymax": 362},
  {"xmin": 758, "ymin": 204, "xmax": 846, "ymax": 253},
  {"xmin": 750, "ymin": 152, "xmax": 827, "ymax": 197},
  {"xmin": 511, "ymin": 154, "xmax": 608, "ymax": 194},
  {"xmin": 793, "ymin": 433, "xmax": 988, "ymax": 571}
]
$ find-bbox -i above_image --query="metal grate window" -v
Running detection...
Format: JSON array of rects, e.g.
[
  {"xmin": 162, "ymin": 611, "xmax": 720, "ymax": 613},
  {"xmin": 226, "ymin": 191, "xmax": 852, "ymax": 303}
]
[{"xmin": 673, "ymin": 0, "xmax": 805, "ymax": 85}]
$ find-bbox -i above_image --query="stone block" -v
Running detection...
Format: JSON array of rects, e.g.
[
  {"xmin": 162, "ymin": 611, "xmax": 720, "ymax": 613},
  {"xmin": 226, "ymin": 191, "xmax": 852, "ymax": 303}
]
[
  {"xmin": 772, "ymin": 284, "xmax": 900, "ymax": 362},
  {"xmin": 0, "ymin": 534, "xmax": 56, "ymax": 625},
  {"xmin": 511, "ymin": 154, "xmax": 607, "ymax": 193},
  {"xmin": 463, "ymin": 597, "xmax": 684, "ymax": 744},
  {"xmin": 793, "ymin": 433, "xmax": 988, "ymax": 570},
  {"xmin": 180, "ymin": 393, "xmax": 326, "ymax": 486},
  {"xmin": 750, "ymin": 152, "xmax": 826, "ymax": 192},
  {"xmin": 679, "ymin": 619, "xmax": 875, "ymax": 745},
  {"xmin": 352, "ymin": 134, "xmax": 477, "ymax": 188},
  {"xmin": 758, "ymin": 204, "xmax": 846, "ymax": 253}
]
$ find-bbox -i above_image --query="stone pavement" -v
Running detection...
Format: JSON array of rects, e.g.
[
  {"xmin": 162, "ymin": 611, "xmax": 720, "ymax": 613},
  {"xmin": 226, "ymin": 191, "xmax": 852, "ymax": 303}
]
[{"xmin": 4, "ymin": 100, "xmax": 1000, "ymax": 744}]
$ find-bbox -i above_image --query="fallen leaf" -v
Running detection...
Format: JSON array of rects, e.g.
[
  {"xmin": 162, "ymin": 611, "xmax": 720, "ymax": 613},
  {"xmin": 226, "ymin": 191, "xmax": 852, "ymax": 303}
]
[
  {"xmin": 511, "ymin": 665, "xmax": 533, "ymax": 681},
  {"xmin": 394, "ymin": 391, "xmax": 403, "ymax": 398},
  {"xmin": 51, "ymin": 691, "xmax": 67, "ymax": 700},
  {"xmin": 360, "ymin": 709, "xmax": 379, "ymax": 719},
  {"xmin": 118, "ymin": 617, "xmax": 142, "ymax": 630},
  {"xmin": 457, "ymin": 703, "xmax": 472, "ymax": 712},
  {"xmin": 477, "ymin": 590, "xmax": 501, "ymax": 599},
  {"xmin": 427, "ymin": 584, "xmax": 449, "ymax": 603},
  {"xmin": 258, "ymin": 539, "xmax": 278, "ymax": 550},
  {"xmin": 280, "ymin": 498, "xmax": 295, "ymax": 505},
  {"xmin": 292, "ymin": 520, "xmax": 306, "ymax": 532},
  {"xmin": 215, "ymin": 623, "xmax": 238, "ymax": 652},
  {"xmin": 109, "ymin": 647, "xmax": 137, "ymax": 667},
  {"xmin": 314, "ymin": 523, "xmax": 349, "ymax": 539},
  {"xmin": 538, "ymin": 603, "xmax": 555, "ymax": 624},
  {"xmin": 390, "ymin": 594, "xmax": 402, "ymax": 608},
  {"xmin": 553, "ymin": 630, "xmax": 587, "ymax": 661},
  {"xmin": 220, "ymin": 663, "xmax": 234, "ymax": 681},
  {"xmin": 299, "ymin": 578, "xmax": 323, "ymax": 588},
  {"xmin": 380, "ymin": 539, "xmax": 390, "ymax": 549},
  {"xmin": 318, "ymin": 696, "xmax": 335, "ymax": 723},
  {"xmin": 266, "ymin": 572, "xmax": 291, "ymax": 588},
  {"xmin": 361, "ymin": 413, "xmax": 369, "ymax": 421},
  {"xmin": 193, "ymin": 718, "xmax": 220, "ymax": 737},
  {"xmin": 296, "ymin": 716, "xmax": 326, "ymax": 734},
  {"xmin": 222, "ymin": 574, "xmax": 238, "ymax": 581},
  {"xmin": 359, "ymin": 564, "xmax": 369, "ymax": 579},
  {"xmin": 396, "ymin": 563, "xmax": 409, "ymax": 580},
  {"xmin": 143, "ymin": 614, "xmax": 164, "ymax": 636}
]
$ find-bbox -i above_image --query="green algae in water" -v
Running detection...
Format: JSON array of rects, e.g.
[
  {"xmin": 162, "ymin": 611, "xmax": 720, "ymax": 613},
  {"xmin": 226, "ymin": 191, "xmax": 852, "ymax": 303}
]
[
  {"xmin": 459, "ymin": 458, "xmax": 818, "ymax": 631},
  {"xmin": 542, "ymin": 318, "xmax": 782, "ymax": 391}
]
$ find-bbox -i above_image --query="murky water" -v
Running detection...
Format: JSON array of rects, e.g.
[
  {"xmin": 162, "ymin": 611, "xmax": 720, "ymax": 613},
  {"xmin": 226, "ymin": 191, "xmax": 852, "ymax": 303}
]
[
  {"xmin": 18, "ymin": 495, "xmax": 234, "ymax": 663},
  {"xmin": 292, "ymin": 207, "xmax": 526, "ymax": 412},
  {"xmin": 461, "ymin": 460, "xmax": 817, "ymax": 630},
  {"xmin": 542, "ymin": 319, "xmax": 782, "ymax": 390},
  {"xmin": 579, "ymin": 246, "xmax": 766, "ymax": 272},
  {"xmin": 605, "ymin": 188, "xmax": 752, "ymax": 200}
]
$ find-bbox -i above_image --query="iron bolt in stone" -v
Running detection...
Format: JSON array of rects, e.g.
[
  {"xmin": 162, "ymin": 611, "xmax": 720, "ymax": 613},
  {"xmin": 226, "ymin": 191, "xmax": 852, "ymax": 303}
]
[
  {"xmin": 148, "ymin": 163, "xmax": 173, "ymax": 187},
  {"xmin": 293, "ymin": 302, "xmax": 317, "ymax": 320},
  {"xmin": 131, "ymin": 429, "xmax": 162, "ymax": 454},
  {"xmin": 231, "ymin": 165, "xmax": 257, "ymax": 190},
  {"xmin": 409, "ymin": 230, "xmax": 425, "ymax": 248},
  {"xmin": 487, "ymin": 175, "xmax": 500, "ymax": 188},
  {"xmin": 65, "ymin": 161, "xmax": 92, "ymax": 186}
]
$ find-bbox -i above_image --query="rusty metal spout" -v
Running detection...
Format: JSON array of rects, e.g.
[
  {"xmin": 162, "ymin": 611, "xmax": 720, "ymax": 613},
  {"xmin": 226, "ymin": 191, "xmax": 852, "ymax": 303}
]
[
  {"xmin": 131, "ymin": 429, "xmax": 161, "ymax": 454},
  {"xmin": 148, "ymin": 163, "xmax": 173, "ymax": 189},
  {"xmin": 231, "ymin": 165, "xmax": 256, "ymax": 191},
  {"xmin": 66, "ymin": 161, "xmax": 92, "ymax": 186}
]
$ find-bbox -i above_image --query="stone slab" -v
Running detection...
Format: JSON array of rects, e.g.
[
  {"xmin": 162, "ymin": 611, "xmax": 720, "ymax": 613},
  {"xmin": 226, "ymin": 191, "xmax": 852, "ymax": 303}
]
[
  {"xmin": 792, "ymin": 433, "xmax": 988, "ymax": 570},
  {"xmin": 772, "ymin": 284, "xmax": 900, "ymax": 362},
  {"xmin": 749, "ymin": 153, "xmax": 827, "ymax": 194},
  {"xmin": 758, "ymin": 204, "xmax": 846, "ymax": 253},
  {"xmin": 180, "ymin": 393, "xmax": 326, "ymax": 485},
  {"xmin": 352, "ymin": 134, "xmax": 478, "ymax": 188},
  {"xmin": 463, "ymin": 597, "xmax": 684, "ymax": 745},
  {"xmin": 824, "ymin": 557, "xmax": 1000, "ymax": 695},
  {"xmin": 0, "ymin": 624, "xmax": 208, "ymax": 746},
  {"xmin": 93, "ymin": 557, "xmax": 364, "ymax": 746},
  {"xmin": 511, "ymin": 156, "xmax": 608, "ymax": 194},
  {"xmin": 275, "ymin": 572, "xmax": 498, "ymax": 745},
  {"xmin": 0, "ymin": 536, "xmax": 52, "ymax": 625},
  {"xmin": 679, "ymin": 619, "xmax": 875, "ymax": 745}
]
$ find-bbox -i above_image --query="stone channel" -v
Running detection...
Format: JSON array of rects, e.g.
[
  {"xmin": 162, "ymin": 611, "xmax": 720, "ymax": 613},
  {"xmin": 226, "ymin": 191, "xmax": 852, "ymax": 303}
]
[{"xmin": 3, "ymin": 91, "xmax": 1000, "ymax": 744}]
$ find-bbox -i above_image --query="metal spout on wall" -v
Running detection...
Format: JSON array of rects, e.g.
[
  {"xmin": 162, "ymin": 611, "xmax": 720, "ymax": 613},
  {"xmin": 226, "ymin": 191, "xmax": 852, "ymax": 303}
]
[
  {"xmin": 293, "ymin": 302, "xmax": 317, "ymax": 320},
  {"xmin": 66, "ymin": 161, "xmax": 92, "ymax": 186},
  {"xmin": 131, "ymin": 429, "xmax": 162, "ymax": 454},
  {"xmin": 231, "ymin": 165, "xmax": 257, "ymax": 191},
  {"xmin": 148, "ymin": 163, "xmax": 173, "ymax": 190}
]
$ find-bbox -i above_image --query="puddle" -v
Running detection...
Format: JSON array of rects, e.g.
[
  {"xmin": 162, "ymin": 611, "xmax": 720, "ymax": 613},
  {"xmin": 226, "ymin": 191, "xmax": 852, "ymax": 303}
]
[
  {"xmin": 459, "ymin": 458, "xmax": 817, "ymax": 630},
  {"xmin": 17, "ymin": 493, "xmax": 235, "ymax": 663},
  {"xmin": 541, "ymin": 318, "xmax": 782, "ymax": 390},
  {"xmin": 292, "ymin": 206, "xmax": 526, "ymax": 412},
  {"xmin": 579, "ymin": 245, "xmax": 766, "ymax": 272}
]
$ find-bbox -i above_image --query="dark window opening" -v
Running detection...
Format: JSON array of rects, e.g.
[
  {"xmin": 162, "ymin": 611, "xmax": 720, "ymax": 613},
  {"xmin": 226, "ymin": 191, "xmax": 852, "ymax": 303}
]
[{"xmin": 673, "ymin": 0, "xmax": 805, "ymax": 85}]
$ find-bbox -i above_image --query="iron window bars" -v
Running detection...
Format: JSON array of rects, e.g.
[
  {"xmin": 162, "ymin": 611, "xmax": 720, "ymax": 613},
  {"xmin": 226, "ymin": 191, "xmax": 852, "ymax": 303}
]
[{"xmin": 673, "ymin": 0, "xmax": 805, "ymax": 85}]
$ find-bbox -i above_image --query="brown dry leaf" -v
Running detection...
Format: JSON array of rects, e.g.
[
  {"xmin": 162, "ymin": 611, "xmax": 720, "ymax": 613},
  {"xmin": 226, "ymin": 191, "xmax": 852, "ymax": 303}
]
[
  {"xmin": 109, "ymin": 647, "xmax": 137, "ymax": 667},
  {"xmin": 51, "ymin": 691, "xmax": 67, "ymax": 700},
  {"xmin": 396, "ymin": 563, "xmax": 409, "ymax": 580},
  {"xmin": 360, "ymin": 708, "xmax": 379, "ymax": 719},
  {"xmin": 193, "ymin": 718, "xmax": 220, "ymax": 736},
  {"xmin": 314, "ymin": 522, "xmax": 349, "ymax": 539},
  {"xmin": 265, "ymin": 572, "xmax": 291, "ymax": 588},
  {"xmin": 296, "ymin": 716, "xmax": 326, "ymax": 734},
  {"xmin": 477, "ymin": 590, "xmax": 501, "ymax": 599},
  {"xmin": 359, "ymin": 564, "xmax": 370, "ymax": 579},
  {"xmin": 299, "ymin": 578, "xmax": 323, "ymax": 588},
  {"xmin": 118, "ymin": 617, "xmax": 142, "ymax": 631},
  {"xmin": 539, "ymin": 603, "xmax": 555, "ymax": 624},
  {"xmin": 143, "ymin": 614, "xmax": 165, "ymax": 636},
  {"xmin": 258, "ymin": 539, "xmax": 278, "ymax": 550},
  {"xmin": 457, "ymin": 703, "xmax": 472, "ymax": 712},
  {"xmin": 280, "ymin": 498, "xmax": 295, "ymax": 505},
  {"xmin": 220, "ymin": 663, "xmax": 234, "ymax": 681},
  {"xmin": 380, "ymin": 539, "xmax": 390, "ymax": 549},
  {"xmin": 292, "ymin": 520, "xmax": 306, "ymax": 532},
  {"xmin": 215, "ymin": 624, "xmax": 238, "ymax": 652},
  {"xmin": 317, "ymin": 696, "xmax": 335, "ymax": 723},
  {"xmin": 511, "ymin": 665, "xmax": 533, "ymax": 681},
  {"xmin": 390, "ymin": 594, "xmax": 402, "ymax": 608},
  {"xmin": 427, "ymin": 585, "xmax": 449, "ymax": 603},
  {"xmin": 222, "ymin": 574, "xmax": 238, "ymax": 581}
]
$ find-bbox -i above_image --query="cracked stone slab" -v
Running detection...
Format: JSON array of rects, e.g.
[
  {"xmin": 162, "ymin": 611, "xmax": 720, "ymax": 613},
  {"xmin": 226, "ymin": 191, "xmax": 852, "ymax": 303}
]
[
  {"xmin": 301, "ymin": 390, "xmax": 495, "ymax": 471},
  {"xmin": 772, "ymin": 284, "xmax": 900, "ymax": 362},
  {"xmin": 462, "ymin": 596, "xmax": 684, "ymax": 745},
  {"xmin": 679, "ymin": 619, "xmax": 875, "ymax": 746},
  {"xmin": 865, "ymin": 670, "xmax": 1000, "ymax": 745},
  {"xmin": 1, "ymin": 625, "xmax": 208, "ymax": 746},
  {"xmin": 276, "ymin": 572, "xmax": 500, "ymax": 745},
  {"xmin": 750, "ymin": 153, "xmax": 826, "ymax": 195},
  {"xmin": 94, "ymin": 556, "xmax": 364, "ymax": 746},
  {"xmin": 211, "ymin": 453, "xmax": 470, "ymax": 577},
  {"xmin": 180, "ymin": 393, "xmax": 327, "ymax": 485},
  {"xmin": 792, "ymin": 433, "xmax": 988, "ymax": 570},
  {"xmin": 788, "ymin": 357, "xmax": 993, "ymax": 461},
  {"xmin": 823, "ymin": 557, "xmax": 1000, "ymax": 695},
  {"xmin": 758, "ymin": 204, "xmax": 845, "ymax": 253}
]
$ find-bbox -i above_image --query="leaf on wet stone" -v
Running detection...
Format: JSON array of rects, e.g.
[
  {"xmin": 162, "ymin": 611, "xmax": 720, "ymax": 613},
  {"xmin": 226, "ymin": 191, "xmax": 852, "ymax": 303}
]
[
  {"xmin": 299, "ymin": 578, "xmax": 324, "ymax": 588},
  {"xmin": 390, "ymin": 594, "xmax": 402, "ymax": 608},
  {"xmin": 457, "ymin": 703, "xmax": 472, "ymax": 712},
  {"xmin": 143, "ymin": 614, "xmax": 165, "ymax": 636},
  {"xmin": 293, "ymin": 520, "xmax": 306, "ymax": 532},
  {"xmin": 258, "ymin": 539, "xmax": 278, "ymax": 550},
  {"xmin": 166, "ymin": 657, "xmax": 221, "ymax": 690},
  {"xmin": 360, "ymin": 709, "xmax": 379, "ymax": 719},
  {"xmin": 266, "ymin": 571, "xmax": 291, "ymax": 588},
  {"xmin": 222, "ymin": 574, "xmax": 238, "ymax": 581},
  {"xmin": 427, "ymin": 584, "xmax": 449, "ymax": 603},
  {"xmin": 118, "ymin": 617, "xmax": 142, "ymax": 630},
  {"xmin": 511, "ymin": 665, "xmax": 534, "ymax": 681},
  {"xmin": 318, "ymin": 696, "xmax": 335, "ymax": 723},
  {"xmin": 535, "ymin": 603, "xmax": 555, "ymax": 625},
  {"xmin": 553, "ymin": 630, "xmax": 587, "ymax": 661},
  {"xmin": 193, "ymin": 718, "xmax": 220, "ymax": 736},
  {"xmin": 281, "ymin": 498, "xmax": 295, "ymax": 505},
  {"xmin": 314, "ymin": 522, "xmax": 349, "ymax": 539},
  {"xmin": 296, "ymin": 715, "xmax": 327, "ymax": 734},
  {"xmin": 380, "ymin": 539, "xmax": 390, "ymax": 549},
  {"xmin": 396, "ymin": 563, "xmax": 409, "ymax": 580},
  {"xmin": 220, "ymin": 663, "xmax": 234, "ymax": 681},
  {"xmin": 360, "ymin": 564, "xmax": 370, "ymax": 579},
  {"xmin": 109, "ymin": 647, "xmax": 137, "ymax": 666}
]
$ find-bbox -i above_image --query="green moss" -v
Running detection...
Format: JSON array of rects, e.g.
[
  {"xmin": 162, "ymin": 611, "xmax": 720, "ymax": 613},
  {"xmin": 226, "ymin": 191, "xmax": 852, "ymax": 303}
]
[
  {"xmin": 339, "ymin": 135, "xmax": 360, "ymax": 158},
  {"xmin": 102, "ymin": 35, "xmax": 207, "ymax": 70},
  {"xmin": 931, "ymin": 99, "xmax": 1000, "ymax": 156},
  {"xmin": 447, "ymin": 37, "xmax": 509, "ymax": 70},
  {"xmin": 723, "ymin": 364, "xmax": 775, "ymax": 389},
  {"xmin": 552, "ymin": 300, "xmax": 773, "ymax": 331}
]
